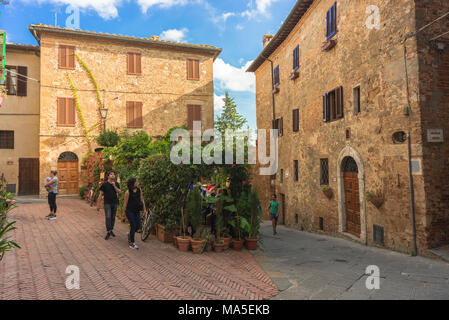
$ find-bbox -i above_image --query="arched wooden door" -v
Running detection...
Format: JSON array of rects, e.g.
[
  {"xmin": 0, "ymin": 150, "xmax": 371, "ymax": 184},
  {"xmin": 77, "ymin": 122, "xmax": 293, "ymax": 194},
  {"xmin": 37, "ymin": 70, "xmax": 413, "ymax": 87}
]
[
  {"xmin": 343, "ymin": 157, "xmax": 360, "ymax": 237},
  {"xmin": 57, "ymin": 152, "xmax": 79, "ymax": 195}
]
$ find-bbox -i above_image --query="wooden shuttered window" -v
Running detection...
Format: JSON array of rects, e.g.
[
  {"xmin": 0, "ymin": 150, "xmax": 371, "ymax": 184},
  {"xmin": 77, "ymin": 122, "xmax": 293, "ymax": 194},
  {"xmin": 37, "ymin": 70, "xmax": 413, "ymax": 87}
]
[
  {"xmin": 187, "ymin": 59, "xmax": 200, "ymax": 80},
  {"xmin": 187, "ymin": 105, "xmax": 202, "ymax": 130},
  {"xmin": 127, "ymin": 53, "xmax": 142, "ymax": 75},
  {"xmin": 58, "ymin": 46, "xmax": 75, "ymax": 69},
  {"xmin": 126, "ymin": 101, "xmax": 143, "ymax": 128},
  {"xmin": 272, "ymin": 117, "xmax": 283, "ymax": 136},
  {"xmin": 293, "ymin": 160, "xmax": 299, "ymax": 182},
  {"xmin": 0, "ymin": 131, "xmax": 14, "ymax": 149},
  {"xmin": 5, "ymin": 66, "xmax": 17, "ymax": 96},
  {"xmin": 326, "ymin": 2, "xmax": 337, "ymax": 40},
  {"xmin": 353, "ymin": 86, "xmax": 361, "ymax": 115},
  {"xmin": 293, "ymin": 46, "xmax": 300, "ymax": 71},
  {"xmin": 57, "ymin": 98, "xmax": 76, "ymax": 126},
  {"xmin": 292, "ymin": 108, "xmax": 300, "ymax": 132},
  {"xmin": 323, "ymin": 86, "xmax": 344, "ymax": 122},
  {"xmin": 17, "ymin": 66, "xmax": 27, "ymax": 97}
]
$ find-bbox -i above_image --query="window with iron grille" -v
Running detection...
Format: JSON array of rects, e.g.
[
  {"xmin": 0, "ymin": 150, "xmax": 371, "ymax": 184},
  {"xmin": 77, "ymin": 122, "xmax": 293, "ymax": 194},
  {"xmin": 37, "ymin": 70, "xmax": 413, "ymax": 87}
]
[
  {"xmin": 0, "ymin": 131, "xmax": 14, "ymax": 149},
  {"xmin": 294, "ymin": 160, "xmax": 299, "ymax": 182},
  {"xmin": 373, "ymin": 225, "xmax": 385, "ymax": 245},
  {"xmin": 292, "ymin": 108, "xmax": 299, "ymax": 132},
  {"xmin": 354, "ymin": 86, "xmax": 361, "ymax": 115},
  {"xmin": 323, "ymin": 86, "xmax": 344, "ymax": 122},
  {"xmin": 293, "ymin": 46, "xmax": 299, "ymax": 71},
  {"xmin": 274, "ymin": 65, "xmax": 280, "ymax": 86},
  {"xmin": 320, "ymin": 158, "xmax": 329, "ymax": 185},
  {"xmin": 326, "ymin": 2, "xmax": 337, "ymax": 40}
]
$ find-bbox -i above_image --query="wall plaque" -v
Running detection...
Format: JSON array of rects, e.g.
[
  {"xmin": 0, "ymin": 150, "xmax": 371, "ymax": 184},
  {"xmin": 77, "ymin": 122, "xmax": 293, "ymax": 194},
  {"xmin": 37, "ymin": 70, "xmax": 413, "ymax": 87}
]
[{"xmin": 427, "ymin": 129, "xmax": 444, "ymax": 143}]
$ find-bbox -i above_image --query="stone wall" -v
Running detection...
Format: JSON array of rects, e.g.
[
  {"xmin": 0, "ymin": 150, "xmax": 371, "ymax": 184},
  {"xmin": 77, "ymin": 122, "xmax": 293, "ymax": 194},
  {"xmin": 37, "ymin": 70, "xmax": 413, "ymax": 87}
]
[
  {"xmin": 38, "ymin": 31, "xmax": 217, "ymax": 196},
  {"xmin": 253, "ymin": 0, "xmax": 433, "ymax": 253}
]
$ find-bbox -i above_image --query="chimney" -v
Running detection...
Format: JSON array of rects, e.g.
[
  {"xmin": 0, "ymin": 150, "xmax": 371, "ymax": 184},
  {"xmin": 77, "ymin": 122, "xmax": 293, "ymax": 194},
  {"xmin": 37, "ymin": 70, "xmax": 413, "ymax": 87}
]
[
  {"xmin": 263, "ymin": 34, "xmax": 274, "ymax": 48},
  {"xmin": 150, "ymin": 35, "xmax": 159, "ymax": 41}
]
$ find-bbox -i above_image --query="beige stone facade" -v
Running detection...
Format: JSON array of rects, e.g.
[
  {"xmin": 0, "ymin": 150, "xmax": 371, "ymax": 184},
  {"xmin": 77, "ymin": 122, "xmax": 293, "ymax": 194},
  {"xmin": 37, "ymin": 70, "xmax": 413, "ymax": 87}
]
[
  {"xmin": 249, "ymin": 0, "xmax": 449, "ymax": 253},
  {"xmin": 28, "ymin": 25, "xmax": 221, "ymax": 196},
  {"xmin": 0, "ymin": 44, "xmax": 40, "ymax": 195}
]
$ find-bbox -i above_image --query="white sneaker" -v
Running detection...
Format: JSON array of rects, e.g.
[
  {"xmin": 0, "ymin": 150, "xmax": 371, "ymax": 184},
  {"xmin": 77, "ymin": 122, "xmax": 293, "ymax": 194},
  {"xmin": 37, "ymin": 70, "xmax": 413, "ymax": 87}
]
[
  {"xmin": 129, "ymin": 243, "xmax": 139, "ymax": 250},
  {"xmin": 48, "ymin": 216, "xmax": 57, "ymax": 221}
]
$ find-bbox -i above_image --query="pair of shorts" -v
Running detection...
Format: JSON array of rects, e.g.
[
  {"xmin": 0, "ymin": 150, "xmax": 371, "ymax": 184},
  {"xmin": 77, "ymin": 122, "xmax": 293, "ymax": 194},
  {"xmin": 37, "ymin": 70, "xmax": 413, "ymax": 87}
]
[{"xmin": 270, "ymin": 214, "xmax": 278, "ymax": 221}]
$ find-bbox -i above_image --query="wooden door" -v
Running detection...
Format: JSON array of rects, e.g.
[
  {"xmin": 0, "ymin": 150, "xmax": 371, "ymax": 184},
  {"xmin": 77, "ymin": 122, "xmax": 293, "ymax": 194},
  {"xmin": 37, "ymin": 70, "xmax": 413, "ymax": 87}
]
[
  {"xmin": 57, "ymin": 161, "xmax": 79, "ymax": 195},
  {"xmin": 344, "ymin": 172, "xmax": 360, "ymax": 236},
  {"xmin": 19, "ymin": 158, "xmax": 39, "ymax": 195}
]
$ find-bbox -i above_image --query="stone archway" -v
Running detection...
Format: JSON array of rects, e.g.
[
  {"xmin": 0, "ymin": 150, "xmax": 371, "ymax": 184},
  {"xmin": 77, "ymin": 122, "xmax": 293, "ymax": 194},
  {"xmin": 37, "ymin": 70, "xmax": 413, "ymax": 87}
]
[
  {"xmin": 57, "ymin": 151, "xmax": 79, "ymax": 195},
  {"xmin": 337, "ymin": 146, "xmax": 367, "ymax": 244}
]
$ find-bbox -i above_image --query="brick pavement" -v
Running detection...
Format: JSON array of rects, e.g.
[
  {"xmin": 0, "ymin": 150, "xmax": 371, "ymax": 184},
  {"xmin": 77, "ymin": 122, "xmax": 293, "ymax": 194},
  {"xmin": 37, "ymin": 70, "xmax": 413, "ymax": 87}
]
[{"xmin": 0, "ymin": 199, "xmax": 279, "ymax": 300}]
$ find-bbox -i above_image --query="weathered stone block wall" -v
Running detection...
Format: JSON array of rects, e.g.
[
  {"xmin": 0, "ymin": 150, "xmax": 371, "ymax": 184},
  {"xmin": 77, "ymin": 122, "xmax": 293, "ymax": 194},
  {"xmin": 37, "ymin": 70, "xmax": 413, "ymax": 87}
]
[
  {"xmin": 254, "ymin": 0, "xmax": 428, "ymax": 253},
  {"xmin": 415, "ymin": 0, "xmax": 449, "ymax": 247},
  {"xmin": 38, "ymin": 32, "xmax": 216, "ymax": 195}
]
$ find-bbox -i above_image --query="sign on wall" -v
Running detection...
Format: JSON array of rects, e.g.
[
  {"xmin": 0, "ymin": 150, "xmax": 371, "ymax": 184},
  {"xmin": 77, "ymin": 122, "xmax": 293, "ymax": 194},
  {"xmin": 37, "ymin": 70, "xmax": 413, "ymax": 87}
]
[{"xmin": 427, "ymin": 129, "xmax": 444, "ymax": 143}]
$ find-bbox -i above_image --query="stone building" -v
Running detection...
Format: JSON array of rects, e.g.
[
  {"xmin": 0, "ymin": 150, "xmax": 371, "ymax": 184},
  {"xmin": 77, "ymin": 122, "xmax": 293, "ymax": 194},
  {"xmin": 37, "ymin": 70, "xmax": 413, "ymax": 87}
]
[
  {"xmin": 0, "ymin": 43, "xmax": 40, "ymax": 196},
  {"xmin": 25, "ymin": 24, "xmax": 221, "ymax": 196},
  {"xmin": 248, "ymin": 0, "xmax": 449, "ymax": 254}
]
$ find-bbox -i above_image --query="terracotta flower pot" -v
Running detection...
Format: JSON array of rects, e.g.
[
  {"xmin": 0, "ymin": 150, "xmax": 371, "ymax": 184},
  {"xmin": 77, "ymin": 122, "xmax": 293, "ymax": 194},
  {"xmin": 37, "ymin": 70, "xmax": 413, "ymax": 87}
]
[
  {"xmin": 191, "ymin": 238, "xmax": 206, "ymax": 254},
  {"xmin": 173, "ymin": 236, "xmax": 178, "ymax": 248},
  {"xmin": 156, "ymin": 224, "xmax": 173, "ymax": 243},
  {"xmin": 369, "ymin": 197, "xmax": 384, "ymax": 209},
  {"xmin": 245, "ymin": 237, "xmax": 259, "ymax": 251},
  {"xmin": 205, "ymin": 240, "xmax": 213, "ymax": 252},
  {"xmin": 232, "ymin": 239, "xmax": 244, "ymax": 251},
  {"xmin": 322, "ymin": 188, "xmax": 333, "ymax": 199},
  {"xmin": 214, "ymin": 242, "xmax": 225, "ymax": 253},
  {"xmin": 177, "ymin": 236, "xmax": 191, "ymax": 252},
  {"xmin": 222, "ymin": 236, "xmax": 231, "ymax": 250}
]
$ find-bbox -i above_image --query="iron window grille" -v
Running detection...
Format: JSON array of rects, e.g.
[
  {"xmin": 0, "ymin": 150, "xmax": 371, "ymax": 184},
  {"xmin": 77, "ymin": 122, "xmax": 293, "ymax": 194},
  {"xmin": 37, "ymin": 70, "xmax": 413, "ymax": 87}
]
[
  {"xmin": 0, "ymin": 130, "xmax": 14, "ymax": 149},
  {"xmin": 320, "ymin": 158, "xmax": 329, "ymax": 185}
]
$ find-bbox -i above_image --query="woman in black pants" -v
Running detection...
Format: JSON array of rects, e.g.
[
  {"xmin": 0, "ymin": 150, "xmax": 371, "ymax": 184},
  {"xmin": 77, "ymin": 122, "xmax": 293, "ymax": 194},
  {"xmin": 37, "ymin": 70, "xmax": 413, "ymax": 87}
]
[
  {"xmin": 122, "ymin": 177, "xmax": 146, "ymax": 250},
  {"xmin": 45, "ymin": 171, "xmax": 59, "ymax": 220}
]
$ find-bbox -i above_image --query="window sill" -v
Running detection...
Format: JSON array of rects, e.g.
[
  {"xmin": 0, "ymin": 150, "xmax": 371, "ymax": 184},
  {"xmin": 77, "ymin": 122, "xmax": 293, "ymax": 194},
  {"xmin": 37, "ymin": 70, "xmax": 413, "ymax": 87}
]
[{"xmin": 322, "ymin": 39, "xmax": 337, "ymax": 52}]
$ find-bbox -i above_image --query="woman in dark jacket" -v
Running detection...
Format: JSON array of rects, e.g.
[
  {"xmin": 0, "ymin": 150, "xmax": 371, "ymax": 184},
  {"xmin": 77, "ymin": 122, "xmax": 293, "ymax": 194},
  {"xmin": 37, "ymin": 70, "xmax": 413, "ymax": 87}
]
[{"xmin": 122, "ymin": 177, "xmax": 146, "ymax": 250}]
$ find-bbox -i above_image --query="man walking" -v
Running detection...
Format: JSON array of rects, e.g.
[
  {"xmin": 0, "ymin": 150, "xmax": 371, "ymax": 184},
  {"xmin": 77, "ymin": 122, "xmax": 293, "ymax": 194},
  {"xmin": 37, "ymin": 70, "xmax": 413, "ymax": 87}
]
[
  {"xmin": 268, "ymin": 194, "xmax": 280, "ymax": 235},
  {"xmin": 97, "ymin": 171, "xmax": 121, "ymax": 240}
]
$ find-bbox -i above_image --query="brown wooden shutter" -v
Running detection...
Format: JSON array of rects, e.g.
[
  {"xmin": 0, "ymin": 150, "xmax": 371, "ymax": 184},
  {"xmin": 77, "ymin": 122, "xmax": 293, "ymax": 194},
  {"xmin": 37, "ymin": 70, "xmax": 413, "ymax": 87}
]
[
  {"xmin": 136, "ymin": 102, "xmax": 143, "ymax": 127},
  {"xmin": 126, "ymin": 101, "xmax": 133, "ymax": 127},
  {"xmin": 68, "ymin": 98, "xmax": 76, "ymax": 125},
  {"xmin": 127, "ymin": 53, "xmax": 135, "ymax": 74},
  {"xmin": 336, "ymin": 86, "xmax": 343, "ymax": 119},
  {"xmin": 194, "ymin": 60, "xmax": 200, "ymax": 80},
  {"xmin": 323, "ymin": 94, "xmax": 329, "ymax": 122},
  {"xmin": 5, "ymin": 67, "xmax": 11, "ymax": 95},
  {"xmin": 187, "ymin": 59, "xmax": 193, "ymax": 80},
  {"xmin": 17, "ymin": 66, "xmax": 28, "ymax": 97},
  {"xmin": 59, "ymin": 46, "xmax": 65, "ymax": 68},
  {"xmin": 68, "ymin": 47, "xmax": 75, "ymax": 69},
  {"xmin": 57, "ymin": 98, "xmax": 65, "ymax": 126},
  {"xmin": 136, "ymin": 54, "xmax": 142, "ymax": 75},
  {"xmin": 293, "ymin": 109, "xmax": 299, "ymax": 132}
]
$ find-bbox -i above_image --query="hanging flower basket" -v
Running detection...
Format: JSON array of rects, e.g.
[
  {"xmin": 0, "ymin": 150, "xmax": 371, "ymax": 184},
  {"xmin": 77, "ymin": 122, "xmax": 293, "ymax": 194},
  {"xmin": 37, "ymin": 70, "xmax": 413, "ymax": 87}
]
[
  {"xmin": 322, "ymin": 186, "xmax": 333, "ymax": 199},
  {"xmin": 366, "ymin": 191, "xmax": 384, "ymax": 209},
  {"xmin": 272, "ymin": 86, "xmax": 280, "ymax": 94},
  {"xmin": 322, "ymin": 39, "xmax": 337, "ymax": 52},
  {"xmin": 289, "ymin": 71, "xmax": 299, "ymax": 80}
]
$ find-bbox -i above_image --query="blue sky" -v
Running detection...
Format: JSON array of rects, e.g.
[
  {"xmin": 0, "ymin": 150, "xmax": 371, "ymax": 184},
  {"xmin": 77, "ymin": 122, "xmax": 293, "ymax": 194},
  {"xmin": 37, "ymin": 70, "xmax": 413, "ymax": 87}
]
[{"xmin": 0, "ymin": 0, "xmax": 297, "ymax": 130}]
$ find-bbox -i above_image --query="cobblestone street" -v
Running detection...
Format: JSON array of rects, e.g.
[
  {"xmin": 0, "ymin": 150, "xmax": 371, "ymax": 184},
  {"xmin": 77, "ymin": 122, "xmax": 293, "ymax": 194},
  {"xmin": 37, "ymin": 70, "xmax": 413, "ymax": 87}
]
[{"xmin": 0, "ymin": 199, "xmax": 279, "ymax": 300}]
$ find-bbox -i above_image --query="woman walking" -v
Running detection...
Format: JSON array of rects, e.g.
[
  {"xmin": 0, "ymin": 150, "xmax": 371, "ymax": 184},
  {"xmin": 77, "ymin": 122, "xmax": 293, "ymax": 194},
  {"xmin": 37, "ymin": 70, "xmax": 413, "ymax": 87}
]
[
  {"xmin": 123, "ymin": 177, "xmax": 146, "ymax": 250},
  {"xmin": 45, "ymin": 171, "xmax": 59, "ymax": 220}
]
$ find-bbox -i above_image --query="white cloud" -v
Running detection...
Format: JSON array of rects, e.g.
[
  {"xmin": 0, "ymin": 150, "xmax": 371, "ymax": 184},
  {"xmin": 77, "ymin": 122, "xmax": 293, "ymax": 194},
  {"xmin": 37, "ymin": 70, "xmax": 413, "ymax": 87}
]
[
  {"xmin": 214, "ymin": 93, "xmax": 225, "ymax": 113},
  {"xmin": 159, "ymin": 28, "xmax": 188, "ymax": 42},
  {"xmin": 235, "ymin": 24, "xmax": 244, "ymax": 30},
  {"xmin": 136, "ymin": 0, "xmax": 188, "ymax": 13},
  {"xmin": 241, "ymin": 0, "xmax": 280, "ymax": 19},
  {"xmin": 21, "ymin": 0, "xmax": 122, "ymax": 20},
  {"xmin": 213, "ymin": 58, "xmax": 255, "ymax": 93}
]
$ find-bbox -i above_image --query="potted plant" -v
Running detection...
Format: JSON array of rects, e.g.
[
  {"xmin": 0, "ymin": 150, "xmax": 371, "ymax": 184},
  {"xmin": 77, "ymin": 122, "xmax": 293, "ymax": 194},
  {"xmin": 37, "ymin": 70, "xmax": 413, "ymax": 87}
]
[
  {"xmin": 322, "ymin": 39, "xmax": 337, "ymax": 52},
  {"xmin": 321, "ymin": 185, "xmax": 333, "ymax": 199},
  {"xmin": 245, "ymin": 188, "xmax": 262, "ymax": 250},
  {"xmin": 176, "ymin": 207, "xmax": 191, "ymax": 252},
  {"xmin": 230, "ymin": 192, "xmax": 250, "ymax": 251},
  {"xmin": 213, "ymin": 198, "xmax": 225, "ymax": 252},
  {"xmin": 222, "ymin": 228, "xmax": 232, "ymax": 250},
  {"xmin": 366, "ymin": 191, "xmax": 384, "ymax": 209},
  {"xmin": 187, "ymin": 187, "xmax": 206, "ymax": 254}
]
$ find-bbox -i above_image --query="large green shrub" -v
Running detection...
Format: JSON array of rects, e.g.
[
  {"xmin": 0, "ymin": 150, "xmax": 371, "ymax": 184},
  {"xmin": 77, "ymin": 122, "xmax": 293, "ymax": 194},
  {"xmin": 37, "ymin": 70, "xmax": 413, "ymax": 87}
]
[
  {"xmin": 186, "ymin": 187, "xmax": 203, "ymax": 239},
  {"xmin": 96, "ymin": 130, "xmax": 120, "ymax": 147},
  {"xmin": 0, "ymin": 175, "xmax": 20, "ymax": 261}
]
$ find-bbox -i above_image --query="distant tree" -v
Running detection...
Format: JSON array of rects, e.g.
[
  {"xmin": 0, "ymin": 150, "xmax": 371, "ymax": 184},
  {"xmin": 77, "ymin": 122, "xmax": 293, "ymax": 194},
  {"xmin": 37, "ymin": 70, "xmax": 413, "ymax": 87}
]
[{"xmin": 215, "ymin": 92, "xmax": 247, "ymax": 136}]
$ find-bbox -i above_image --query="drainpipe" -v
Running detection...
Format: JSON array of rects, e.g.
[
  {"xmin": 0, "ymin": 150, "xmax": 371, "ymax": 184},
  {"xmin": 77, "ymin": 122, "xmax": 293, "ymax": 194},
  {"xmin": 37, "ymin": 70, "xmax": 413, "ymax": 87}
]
[
  {"xmin": 260, "ymin": 54, "xmax": 277, "ymax": 195},
  {"xmin": 402, "ymin": 34, "xmax": 418, "ymax": 257}
]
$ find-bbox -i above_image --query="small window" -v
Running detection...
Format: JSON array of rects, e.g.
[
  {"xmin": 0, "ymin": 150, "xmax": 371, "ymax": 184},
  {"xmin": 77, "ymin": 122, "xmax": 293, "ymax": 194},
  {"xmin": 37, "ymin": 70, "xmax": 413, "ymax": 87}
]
[
  {"xmin": 273, "ymin": 117, "xmax": 283, "ymax": 137},
  {"xmin": 292, "ymin": 108, "xmax": 300, "ymax": 132},
  {"xmin": 274, "ymin": 65, "xmax": 280, "ymax": 86},
  {"xmin": 57, "ymin": 97, "xmax": 76, "ymax": 127},
  {"xmin": 187, "ymin": 59, "xmax": 200, "ymax": 80},
  {"xmin": 126, "ymin": 101, "xmax": 143, "ymax": 128},
  {"xmin": 127, "ymin": 52, "xmax": 142, "ymax": 75},
  {"xmin": 280, "ymin": 169, "xmax": 284, "ymax": 183},
  {"xmin": 0, "ymin": 131, "xmax": 14, "ymax": 149},
  {"xmin": 294, "ymin": 160, "xmax": 299, "ymax": 182},
  {"xmin": 353, "ymin": 86, "xmax": 361, "ymax": 115},
  {"xmin": 58, "ymin": 45, "xmax": 75, "ymax": 69},
  {"xmin": 293, "ymin": 46, "xmax": 300, "ymax": 71},
  {"xmin": 6, "ymin": 66, "xmax": 17, "ymax": 95},
  {"xmin": 326, "ymin": 2, "xmax": 338, "ymax": 40},
  {"xmin": 187, "ymin": 105, "xmax": 202, "ymax": 130},
  {"xmin": 323, "ymin": 86, "xmax": 344, "ymax": 122},
  {"xmin": 320, "ymin": 158, "xmax": 329, "ymax": 185}
]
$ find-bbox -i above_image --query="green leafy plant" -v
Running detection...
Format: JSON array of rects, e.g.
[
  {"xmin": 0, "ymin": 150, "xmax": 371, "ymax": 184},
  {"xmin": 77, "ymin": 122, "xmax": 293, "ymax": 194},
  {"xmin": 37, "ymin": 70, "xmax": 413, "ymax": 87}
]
[
  {"xmin": 247, "ymin": 187, "xmax": 262, "ymax": 239},
  {"xmin": 0, "ymin": 175, "xmax": 20, "ymax": 261},
  {"xmin": 215, "ymin": 197, "xmax": 224, "ymax": 244},
  {"xmin": 186, "ymin": 187, "xmax": 203, "ymax": 239},
  {"xmin": 96, "ymin": 130, "xmax": 120, "ymax": 147},
  {"xmin": 79, "ymin": 185, "xmax": 88, "ymax": 199}
]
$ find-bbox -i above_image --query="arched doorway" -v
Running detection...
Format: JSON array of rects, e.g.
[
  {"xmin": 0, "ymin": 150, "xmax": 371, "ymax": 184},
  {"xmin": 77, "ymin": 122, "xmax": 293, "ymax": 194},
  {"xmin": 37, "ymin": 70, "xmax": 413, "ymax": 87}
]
[
  {"xmin": 337, "ymin": 146, "xmax": 367, "ymax": 243},
  {"xmin": 57, "ymin": 152, "xmax": 79, "ymax": 195},
  {"xmin": 342, "ymin": 157, "xmax": 360, "ymax": 237}
]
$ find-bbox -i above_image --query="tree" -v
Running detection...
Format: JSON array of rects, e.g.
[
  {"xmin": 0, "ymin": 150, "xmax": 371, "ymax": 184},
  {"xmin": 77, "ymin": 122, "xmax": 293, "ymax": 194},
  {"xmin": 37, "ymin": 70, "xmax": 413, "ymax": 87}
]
[{"xmin": 215, "ymin": 92, "xmax": 247, "ymax": 136}]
